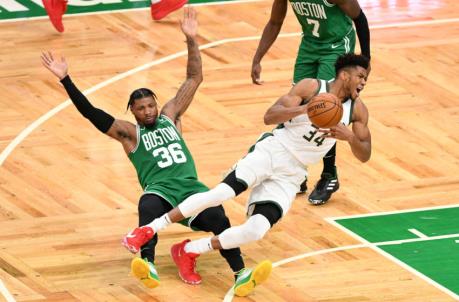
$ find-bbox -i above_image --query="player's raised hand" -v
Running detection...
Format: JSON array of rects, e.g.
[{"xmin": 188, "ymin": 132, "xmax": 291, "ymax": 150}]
[
  {"xmin": 41, "ymin": 51, "xmax": 68, "ymax": 80},
  {"xmin": 180, "ymin": 7, "xmax": 198, "ymax": 38}
]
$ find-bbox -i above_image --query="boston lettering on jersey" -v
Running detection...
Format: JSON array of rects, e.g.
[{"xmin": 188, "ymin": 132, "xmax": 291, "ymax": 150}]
[
  {"xmin": 290, "ymin": 2, "xmax": 327, "ymax": 19},
  {"xmin": 141, "ymin": 126, "xmax": 180, "ymax": 151}
]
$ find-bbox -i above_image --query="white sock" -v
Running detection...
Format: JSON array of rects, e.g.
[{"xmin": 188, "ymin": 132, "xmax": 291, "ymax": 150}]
[
  {"xmin": 178, "ymin": 183, "xmax": 236, "ymax": 218},
  {"xmin": 151, "ymin": 0, "xmax": 161, "ymax": 4},
  {"xmin": 147, "ymin": 213, "xmax": 171, "ymax": 233},
  {"xmin": 184, "ymin": 237, "xmax": 213, "ymax": 254}
]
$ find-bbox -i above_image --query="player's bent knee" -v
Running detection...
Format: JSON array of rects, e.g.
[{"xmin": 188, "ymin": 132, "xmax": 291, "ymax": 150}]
[
  {"xmin": 218, "ymin": 214, "xmax": 271, "ymax": 249},
  {"xmin": 245, "ymin": 214, "xmax": 271, "ymax": 241}
]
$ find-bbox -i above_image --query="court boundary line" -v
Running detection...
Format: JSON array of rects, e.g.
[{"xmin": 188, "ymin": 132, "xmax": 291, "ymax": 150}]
[
  {"xmin": 2, "ymin": 17, "xmax": 459, "ymax": 166},
  {"xmin": 0, "ymin": 279, "xmax": 16, "ymax": 302},
  {"xmin": 327, "ymin": 203, "xmax": 459, "ymax": 220},
  {"xmin": 324, "ymin": 215, "xmax": 459, "ymax": 301}
]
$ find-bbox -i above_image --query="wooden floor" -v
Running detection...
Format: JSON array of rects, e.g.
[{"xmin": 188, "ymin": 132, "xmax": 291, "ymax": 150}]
[{"xmin": 1, "ymin": 0, "xmax": 459, "ymax": 301}]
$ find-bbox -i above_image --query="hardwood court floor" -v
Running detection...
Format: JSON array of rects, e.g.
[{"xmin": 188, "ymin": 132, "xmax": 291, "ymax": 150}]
[{"xmin": 0, "ymin": 0, "xmax": 458, "ymax": 301}]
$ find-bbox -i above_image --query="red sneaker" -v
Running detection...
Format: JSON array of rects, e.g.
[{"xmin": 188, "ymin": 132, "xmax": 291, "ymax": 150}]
[
  {"xmin": 150, "ymin": 0, "xmax": 187, "ymax": 21},
  {"xmin": 122, "ymin": 226, "xmax": 154, "ymax": 254},
  {"xmin": 42, "ymin": 0, "xmax": 67, "ymax": 32},
  {"xmin": 170, "ymin": 239, "xmax": 201, "ymax": 285}
]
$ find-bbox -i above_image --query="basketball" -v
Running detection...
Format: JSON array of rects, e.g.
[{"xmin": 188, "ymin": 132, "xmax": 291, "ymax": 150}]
[{"xmin": 306, "ymin": 93, "xmax": 343, "ymax": 128}]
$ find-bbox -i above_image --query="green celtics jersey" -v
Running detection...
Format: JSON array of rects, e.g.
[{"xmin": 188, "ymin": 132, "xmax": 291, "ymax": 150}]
[
  {"xmin": 128, "ymin": 114, "xmax": 208, "ymax": 207},
  {"xmin": 289, "ymin": 0, "xmax": 353, "ymax": 44}
]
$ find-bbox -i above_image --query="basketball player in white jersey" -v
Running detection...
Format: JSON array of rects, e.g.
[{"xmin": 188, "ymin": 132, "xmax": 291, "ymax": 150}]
[{"xmin": 123, "ymin": 53, "xmax": 371, "ymax": 296}]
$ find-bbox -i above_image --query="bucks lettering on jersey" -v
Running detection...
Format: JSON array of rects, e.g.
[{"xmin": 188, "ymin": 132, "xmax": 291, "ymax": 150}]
[
  {"xmin": 128, "ymin": 115, "xmax": 199, "ymax": 191},
  {"xmin": 289, "ymin": 0, "xmax": 353, "ymax": 44},
  {"xmin": 272, "ymin": 79, "xmax": 354, "ymax": 165}
]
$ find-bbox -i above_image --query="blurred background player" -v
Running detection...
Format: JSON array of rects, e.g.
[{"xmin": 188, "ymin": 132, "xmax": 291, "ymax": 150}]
[
  {"xmin": 251, "ymin": 0, "xmax": 371, "ymax": 205},
  {"xmin": 41, "ymin": 7, "xmax": 244, "ymax": 289},
  {"xmin": 42, "ymin": 0, "xmax": 187, "ymax": 32}
]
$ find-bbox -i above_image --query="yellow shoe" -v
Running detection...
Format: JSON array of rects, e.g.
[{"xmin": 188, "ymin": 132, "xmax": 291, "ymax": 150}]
[
  {"xmin": 131, "ymin": 257, "xmax": 160, "ymax": 289},
  {"xmin": 234, "ymin": 260, "xmax": 272, "ymax": 297}
]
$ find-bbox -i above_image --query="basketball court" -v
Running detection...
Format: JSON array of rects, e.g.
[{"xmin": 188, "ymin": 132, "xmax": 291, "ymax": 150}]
[{"xmin": 0, "ymin": 0, "xmax": 458, "ymax": 301}]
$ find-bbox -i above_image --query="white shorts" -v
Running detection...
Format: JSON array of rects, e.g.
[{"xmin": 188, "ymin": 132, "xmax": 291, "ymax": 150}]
[{"xmin": 234, "ymin": 135, "xmax": 308, "ymax": 217}]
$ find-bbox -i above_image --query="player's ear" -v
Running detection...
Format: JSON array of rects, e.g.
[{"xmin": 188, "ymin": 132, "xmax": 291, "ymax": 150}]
[{"xmin": 338, "ymin": 70, "xmax": 349, "ymax": 81}]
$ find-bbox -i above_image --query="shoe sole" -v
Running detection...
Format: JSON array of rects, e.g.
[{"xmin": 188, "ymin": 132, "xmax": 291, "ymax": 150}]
[
  {"xmin": 234, "ymin": 260, "xmax": 272, "ymax": 297},
  {"xmin": 308, "ymin": 183, "xmax": 340, "ymax": 205},
  {"xmin": 170, "ymin": 244, "xmax": 202, "ymax": 285},
  {"xmin": 131, "ymin": 258, "xmax": 160, "ymax": 289}
]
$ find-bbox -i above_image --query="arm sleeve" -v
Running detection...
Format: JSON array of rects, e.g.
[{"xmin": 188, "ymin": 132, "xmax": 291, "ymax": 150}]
[
  {"xmin": 353, "ymin": 9, "xmax": 371, "ymax": 59},
  {"xmin": 60, "ymin": 75, "xmax": 115, "ymax": 133}
]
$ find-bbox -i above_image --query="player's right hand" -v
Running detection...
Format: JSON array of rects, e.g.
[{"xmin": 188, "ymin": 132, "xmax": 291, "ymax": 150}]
[
  {"xmin": 180, "ymin": 7, "xmax": 198, "ymax": 39},
  {"xmin": 41, "ymin": 51, "xmax": 68, "ymax": 80},
  {"xmin": 251, "ymin": 62, "xmax": 263, "ymax": 85}
]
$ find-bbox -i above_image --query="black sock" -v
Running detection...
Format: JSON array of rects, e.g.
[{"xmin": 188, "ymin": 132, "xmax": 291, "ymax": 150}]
[{"xmin": 322, "ymin": 144, "xmax": 337, "ymax": 176}]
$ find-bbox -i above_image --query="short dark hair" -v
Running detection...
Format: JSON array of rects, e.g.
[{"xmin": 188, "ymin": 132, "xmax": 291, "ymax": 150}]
[
  {"xmin": 335, "ymin": 54, "xmax": 369, "ymax": 76},
  {"xmin": 127, "ymin": 88, "xmax": 157, "ymax": 110}
]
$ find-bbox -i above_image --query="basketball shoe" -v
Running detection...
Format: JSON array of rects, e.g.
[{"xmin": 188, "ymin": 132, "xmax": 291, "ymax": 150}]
[
  {"xmin": 131, "ymin": 257, "xmax": 160, "ymax": 288},
  {"xmin": 234, "ymin": 260, "xmax": 272, "ymax": 297},
  {"xmin": 122, "ymin": 226, "xmax": 154, "ymax": 253},
  {"xmin": 170, "ymin": 239, "xmax": 201, "ymax": 285},
  {"xmin": 298, "ymin": 178, "xmax": 307, "ymax": 194},
  {"xmin": 42, "ymin": 0, "xmax": 67, "ymax": 32},
  {"xmin": 308, "ymin": 167, "xmax": 340, "ymax": 205},
  {"xmin": 150, "ymin": 0, "xmax": 187, "ymax": 21}
]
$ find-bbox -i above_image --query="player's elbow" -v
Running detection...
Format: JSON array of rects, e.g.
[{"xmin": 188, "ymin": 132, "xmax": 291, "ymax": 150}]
[
  {"xmin": 264, "ymin": 113, "xmax": 275, "ymax": 125},
  {"xmin": 359, "ymin": 151, "xmax": 371, "ymax": 163},
  {"xmin": 188, "ymin": 73, "xmax": 203, "ymax": 84}
]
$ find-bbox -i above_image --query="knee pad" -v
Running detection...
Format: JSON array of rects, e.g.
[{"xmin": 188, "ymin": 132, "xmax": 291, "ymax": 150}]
[
  {"xmin": 219, "ymin": 214, "xmax": 271, "ymax": 249},
  {"xmin": 245, "ymin": 214, "xmax": 271, "ymax": 241},
  {"xmin": 222, "ymin": 170, "xmax": 248, "ymax": 196}
]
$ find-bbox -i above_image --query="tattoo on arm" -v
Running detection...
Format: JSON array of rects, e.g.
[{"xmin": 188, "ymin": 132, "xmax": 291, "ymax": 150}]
[{"xmin": 164, "ymin": 36, "xmax": 203, "ymax": 120}]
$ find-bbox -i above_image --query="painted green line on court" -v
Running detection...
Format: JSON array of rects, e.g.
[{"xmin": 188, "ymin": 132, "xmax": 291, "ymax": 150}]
[
  {"xmin": 334, "ymin": 206, "xmax": 459, "ymax": 296},
  {"xmin": 379, "ymin": 238, "xmax": 459, "ymax": 294},
  {"xmin": 0, "ymin": 0, "xmax": 234, "ymax": 20},
  {"xmin": 335, "ymin": 206, "xmax": 459, "ymax": 243}
]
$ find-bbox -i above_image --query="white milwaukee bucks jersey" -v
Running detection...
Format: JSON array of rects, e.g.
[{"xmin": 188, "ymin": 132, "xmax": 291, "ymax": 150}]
[{"xmin": 272, "ymin": 79, "xmax": 354, "ymax": 166}]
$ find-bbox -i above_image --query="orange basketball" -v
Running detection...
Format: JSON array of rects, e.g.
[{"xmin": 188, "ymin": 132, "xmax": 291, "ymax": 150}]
[{"xmin": 307, "ymin": 93, "xmax": 343, "ymax": 128}]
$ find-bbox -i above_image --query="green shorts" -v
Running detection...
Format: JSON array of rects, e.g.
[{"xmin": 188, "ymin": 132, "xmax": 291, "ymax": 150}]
[
  {"xmin": 143, "ymin": 177, "xmax": 209, "ymax": 228},
  {"xmin": 293, "ymin": 31, "xmax": 356, "ymax": 83}
]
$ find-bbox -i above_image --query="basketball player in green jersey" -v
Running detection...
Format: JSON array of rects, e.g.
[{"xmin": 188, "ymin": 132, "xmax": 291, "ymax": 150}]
[
  {"xmin": 252, "ymin": 0, "xmax": 371, "ymax": 205},
  {"xmin": 41, "ymin": 7, "xmax": 247, "ymax": 289}
]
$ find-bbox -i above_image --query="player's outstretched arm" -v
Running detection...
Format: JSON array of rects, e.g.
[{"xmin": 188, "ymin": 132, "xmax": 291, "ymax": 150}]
[
  {"xmin": 161, "ymin": 7, "xmax": 202, "ymax": 129},
  {"xmin": 264, "ymin": 79, "xmax": 318, "ymax": 125},
  {"xmin": 41, "ymin": 52, "xmax": 137, "ymax": 153},
  {"xmin": 251, "ymin": 0, "xmax": 288, "ymax": 85}
]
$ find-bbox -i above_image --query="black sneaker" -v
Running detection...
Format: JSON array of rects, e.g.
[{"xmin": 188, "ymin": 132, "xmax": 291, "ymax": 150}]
[
  {"xmin": 298, "ymin": 179, "xmax": 308, "ymax": 194},
  {"xmin": 308, "ymin": 170, "xmax": 339, "ymax": 205}
]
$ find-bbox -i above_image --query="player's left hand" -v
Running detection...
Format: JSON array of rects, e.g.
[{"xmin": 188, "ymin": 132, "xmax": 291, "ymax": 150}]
[
  {"xmin": 319, "ymin": 123, "xmax": 354, "ymax": 141},
  {"xmin": 180, "ymin": 7, "xmax": 197, "ymax": 38}
]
